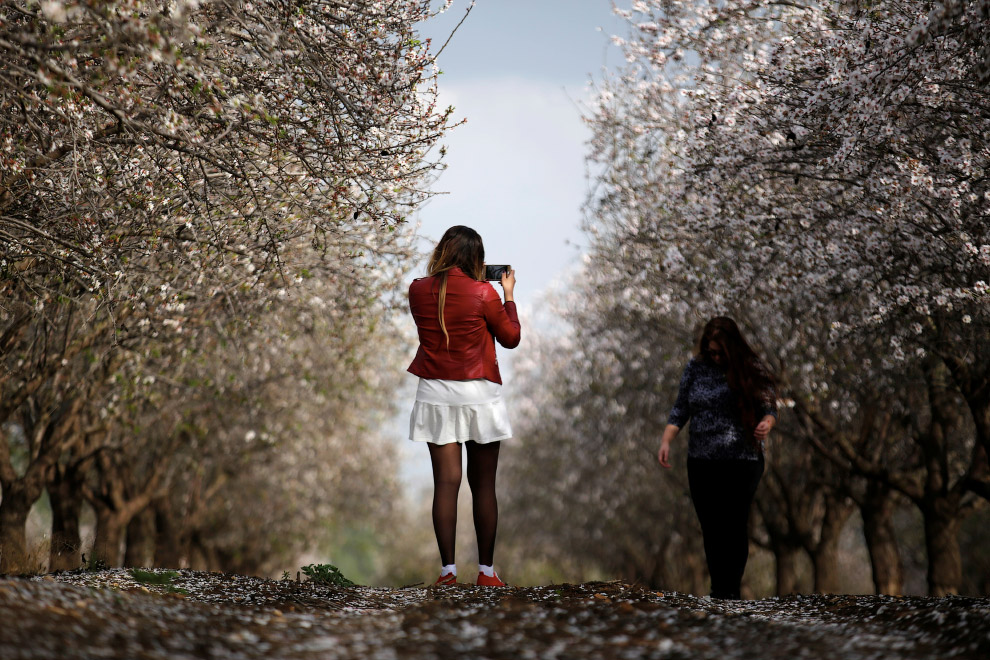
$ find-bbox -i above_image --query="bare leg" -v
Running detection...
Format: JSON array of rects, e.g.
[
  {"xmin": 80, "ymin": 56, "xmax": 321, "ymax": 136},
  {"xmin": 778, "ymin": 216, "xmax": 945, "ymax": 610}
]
[
  {"xmin": 466, "ymin": 440, "xmax": 501, "ymax": 566},
  {"xmin": 428, "ymin": 442, "xmax": 463, "ymax": 566}
]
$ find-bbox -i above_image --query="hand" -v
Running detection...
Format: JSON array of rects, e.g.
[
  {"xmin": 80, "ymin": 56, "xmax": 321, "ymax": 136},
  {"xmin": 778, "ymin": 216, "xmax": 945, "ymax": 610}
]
[
  {"xmin": 658, "ymin": 440, "xmax": 671, "ymax": 469},
  {"xmin": 754, "ymin": 416, "xmax": 775, "ymax": 441},
  {"xmin": 657, "ymin": 424, "xmax": 679, "ymax": 469},
  {"xmin": 500, "ymin": 268, "xmax": 516, "ymax": 301}
]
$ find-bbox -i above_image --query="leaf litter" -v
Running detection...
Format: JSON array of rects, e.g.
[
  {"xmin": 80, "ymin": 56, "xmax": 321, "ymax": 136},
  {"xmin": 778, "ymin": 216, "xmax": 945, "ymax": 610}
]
[{"xmin": 0, "ymin": 570, "xmax": 986, "ymax": 659}]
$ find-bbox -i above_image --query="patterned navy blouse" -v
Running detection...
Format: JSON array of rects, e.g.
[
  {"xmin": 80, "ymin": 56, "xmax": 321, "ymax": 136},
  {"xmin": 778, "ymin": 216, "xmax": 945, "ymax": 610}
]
[{"xmin": 667, "ymin": 357, "xmax": 778, "ymax": 461}]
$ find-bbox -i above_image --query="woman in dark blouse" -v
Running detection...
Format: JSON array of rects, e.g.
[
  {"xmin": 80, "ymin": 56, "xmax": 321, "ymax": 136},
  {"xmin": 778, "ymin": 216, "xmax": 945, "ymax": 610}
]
[{"xmin": 658, "ymin": 317, "xmax": 777, "ymax": 599}]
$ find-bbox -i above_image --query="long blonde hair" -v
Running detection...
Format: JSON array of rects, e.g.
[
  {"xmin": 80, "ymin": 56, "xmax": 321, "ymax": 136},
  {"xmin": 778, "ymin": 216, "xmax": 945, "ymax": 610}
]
[{"xmin": 427, "ymin": 226, "xmax": 486, "ymax": 346}]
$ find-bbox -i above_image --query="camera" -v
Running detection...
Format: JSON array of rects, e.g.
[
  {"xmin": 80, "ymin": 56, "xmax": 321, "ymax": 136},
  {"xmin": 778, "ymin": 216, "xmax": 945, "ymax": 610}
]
[{"xmin": 485, "ymin": 264, "xmax": 511, "ymax": 281}]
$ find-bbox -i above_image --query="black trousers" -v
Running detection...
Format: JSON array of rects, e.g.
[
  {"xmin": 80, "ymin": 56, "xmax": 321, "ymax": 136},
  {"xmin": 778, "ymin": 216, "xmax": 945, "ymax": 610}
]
[{"xmin": 687, "ymin": 456, "xmax": 764, "ymax": 599}]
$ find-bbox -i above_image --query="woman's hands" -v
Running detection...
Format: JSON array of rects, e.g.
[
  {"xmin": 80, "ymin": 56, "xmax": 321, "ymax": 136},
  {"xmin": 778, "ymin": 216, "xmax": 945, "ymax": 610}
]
[
  {"xmin": 658, "ymin": 440, "xmax": 672, "ymax": 468},
  {"xmin": 754, "ymin": 415, "xmax": 776, "ymax": 441},
  {"xmin": 500, "ymin": 268, "xmax": 516, "ymax": 302},
  {"xmin": 659, "ymin": 418, "xmax": 774, "ymax": 469},
  {"xmin": 657, "ymin": 424, "xmax": 680, "ymax": 469}
]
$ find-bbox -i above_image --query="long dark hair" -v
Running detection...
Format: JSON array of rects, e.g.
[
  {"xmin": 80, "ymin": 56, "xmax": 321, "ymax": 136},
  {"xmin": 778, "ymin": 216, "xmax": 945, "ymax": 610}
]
[
  {"xmin": 427, "ymin": 226, "xmax": 486, "ymax": 346},
  {"xmin": 696, "ymin": 316, "xmax": 775, "ymax": 446}
]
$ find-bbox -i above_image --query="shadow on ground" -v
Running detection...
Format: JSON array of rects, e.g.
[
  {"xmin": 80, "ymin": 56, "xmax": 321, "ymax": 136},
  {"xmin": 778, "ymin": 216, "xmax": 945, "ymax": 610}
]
[{"xmin": 0, "ymin": 569, "xmax": 987, "ymax": 659}]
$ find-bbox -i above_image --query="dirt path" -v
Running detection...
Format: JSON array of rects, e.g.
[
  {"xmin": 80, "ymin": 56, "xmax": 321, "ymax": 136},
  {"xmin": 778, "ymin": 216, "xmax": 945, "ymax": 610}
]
[{"xmin": 1, "ymin": 569, "xmax": 988, "ymax": 659}]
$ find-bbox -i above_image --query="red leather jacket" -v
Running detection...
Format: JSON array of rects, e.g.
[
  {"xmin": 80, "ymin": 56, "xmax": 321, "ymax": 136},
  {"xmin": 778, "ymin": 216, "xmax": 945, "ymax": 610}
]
[{"xmin": 407, "ymin": 267, "xmax": 520, "ymax": 384}]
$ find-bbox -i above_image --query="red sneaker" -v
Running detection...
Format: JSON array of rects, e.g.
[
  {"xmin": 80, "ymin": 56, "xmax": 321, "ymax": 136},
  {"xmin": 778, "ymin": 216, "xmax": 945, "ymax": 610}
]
[
  {"xmin": 476, "ymin": 572, "xmax": 507, "ymax": 587},
  {"xmin": 434, "ymin": 572, "xmax": 456, "ymax": 586}
]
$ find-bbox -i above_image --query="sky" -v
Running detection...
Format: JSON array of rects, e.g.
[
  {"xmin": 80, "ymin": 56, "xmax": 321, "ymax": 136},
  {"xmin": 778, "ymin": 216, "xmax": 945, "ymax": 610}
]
[
  {"xmin": 411, "ymin": 0, "xmax": 626, "ymax": 307},
  {"xmin": 395, "ymin": 0, "xmax": 627, "ymax": 489}
]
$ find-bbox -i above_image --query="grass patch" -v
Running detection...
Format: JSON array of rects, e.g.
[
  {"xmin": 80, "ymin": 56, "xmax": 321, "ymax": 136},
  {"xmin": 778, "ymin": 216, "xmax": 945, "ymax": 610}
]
[
  {"xmin": 301, "ymin": 563, "xmax": 355, "ymax": 587},
  {"xmin": 129, "ymin": 568, "xmax": 188, "ymax": 594},
  {"xmin": 81, "ymin": 554, "xmax": 109, "ymax": 572}
]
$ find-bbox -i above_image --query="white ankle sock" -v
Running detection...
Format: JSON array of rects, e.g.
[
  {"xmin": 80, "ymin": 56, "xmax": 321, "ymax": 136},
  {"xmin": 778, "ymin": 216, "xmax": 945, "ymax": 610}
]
[
  {"xmin": 479, "ymin": 564, "xmax": 495, "ymax": 577},
  {"xmin": 441, "ymin": 564, "xmax": 457, "ymax": 577}
]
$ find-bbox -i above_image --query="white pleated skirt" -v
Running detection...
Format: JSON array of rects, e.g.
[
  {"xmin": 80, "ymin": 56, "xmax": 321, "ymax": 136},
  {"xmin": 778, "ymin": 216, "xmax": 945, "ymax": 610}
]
[{"xmin": 409, "ymin": 378, "xmax": 512, "ymax": 445}]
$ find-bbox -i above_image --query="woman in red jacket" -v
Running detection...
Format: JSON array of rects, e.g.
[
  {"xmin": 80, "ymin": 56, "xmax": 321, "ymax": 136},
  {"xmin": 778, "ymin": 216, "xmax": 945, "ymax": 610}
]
[{"xmin": 408, "ymin": 225, "xmax": 520, "ymax": 587}]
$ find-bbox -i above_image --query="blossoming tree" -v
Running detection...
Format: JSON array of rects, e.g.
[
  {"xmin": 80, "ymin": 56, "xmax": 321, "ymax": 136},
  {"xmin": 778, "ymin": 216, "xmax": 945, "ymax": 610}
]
[
  {"xmin": 0, "ymin": 0, "xmax": 461, "ymax": 572},
  {"xmin": 508, "ymin": 0, "xmax": 989, "ymax": 595}
]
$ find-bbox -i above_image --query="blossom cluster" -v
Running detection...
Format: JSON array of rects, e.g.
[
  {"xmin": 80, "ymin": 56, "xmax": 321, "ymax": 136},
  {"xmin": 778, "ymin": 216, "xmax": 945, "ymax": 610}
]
[{"xmin": 587, "ymin": 0, "xmax": 988, "ymax": 361}]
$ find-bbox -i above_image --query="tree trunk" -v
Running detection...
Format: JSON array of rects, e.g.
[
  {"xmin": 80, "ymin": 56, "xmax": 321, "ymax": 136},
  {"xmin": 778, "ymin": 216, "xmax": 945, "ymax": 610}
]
[
  {"xmin": 645, "ymin": 549, "xmax": 665, "ymax": 590},
  {"xmin": 811, "ymin": 536, "xmax": 841, "ymax": 594},
  {"xmin": 972, "ymin": 401, "xmax": 990, "ymax": 462},
  {"xmin": 0, "ymin": 490, "xmax": 32, "ymax": 574},
  {"xmin": 684, "ymin": 551, "xmax": 708, "ymax": 596},
  {"xmin": 860, "ymin": 484, "xmax": 904, "ymax": 595},
  {"xmin": 1, "ymin": 399, "xmax": 81, "ymax": 573},
  {"xmin": 944, "ymin": 354, "xmax": 990, "ymax": 461},
  {"xmin": 640, "ymin": 537, "xmax": 676, "ymax": 591},
  {"xmin": 189, "ymin": 534, "xmax": 214, "ymax": 572},
  {"xmin": 124, "ymin": 506, "xmax": 156, "ymax": 568},
  {"xmin": 923, "ymin": 498, "xmax": 962, "ymax": 596},
  {"xmin": 774, "ymin": 544, "xmax": 802, "ymax": 596},
  {"xmin": 153, "ymin": 502, "xmax": 191, "ymax": 569},
  {"xmin": 811, "ymin": 498, "xmax": 854, "ymax": 594},
  {"xmin": 83, "ymin": 447, "xmax": 166, "ymax": 568},
  {"xmin": 92, "ymin": 508, "xmax": 126, "ymax": 567},
  {"xmin": 48, "ymin": 479, "xmax": 84, "ymax": 572}
]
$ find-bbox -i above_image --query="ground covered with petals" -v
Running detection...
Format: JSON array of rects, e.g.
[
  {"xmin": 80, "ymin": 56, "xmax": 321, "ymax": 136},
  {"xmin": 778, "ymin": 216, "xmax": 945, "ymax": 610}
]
[{"xmin": 0, "ymin": 570, "xmax": 988, "ymax": 659}]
